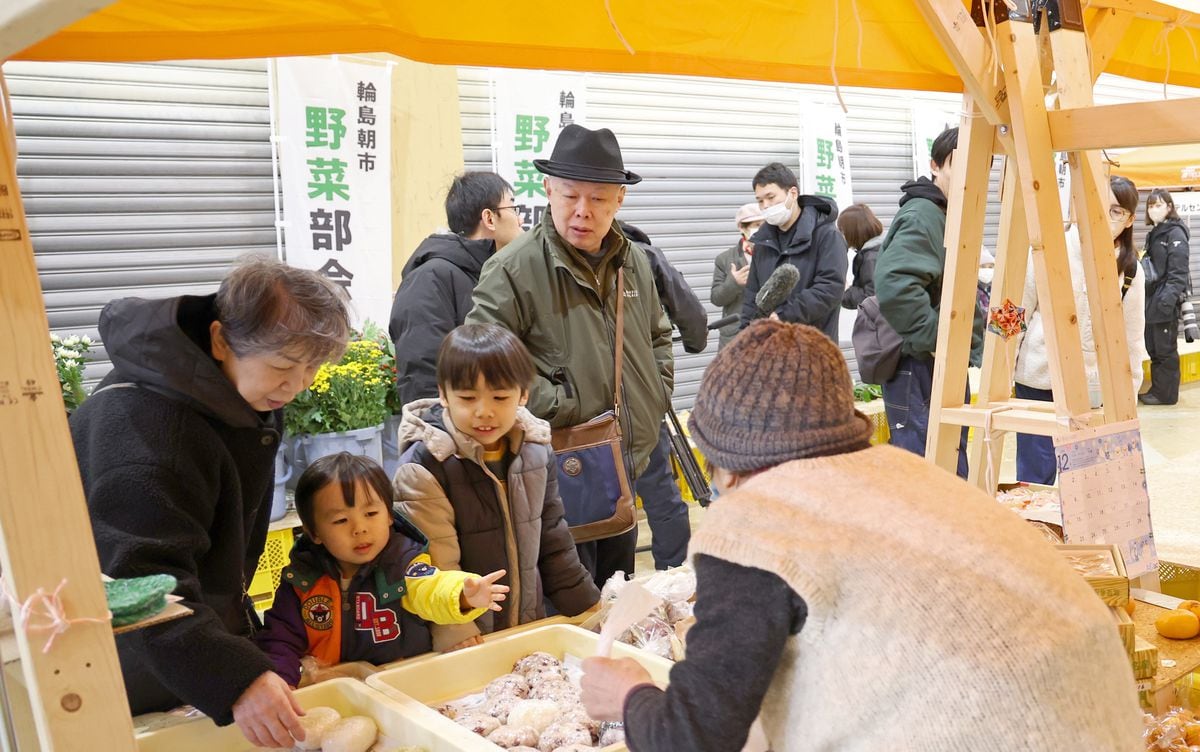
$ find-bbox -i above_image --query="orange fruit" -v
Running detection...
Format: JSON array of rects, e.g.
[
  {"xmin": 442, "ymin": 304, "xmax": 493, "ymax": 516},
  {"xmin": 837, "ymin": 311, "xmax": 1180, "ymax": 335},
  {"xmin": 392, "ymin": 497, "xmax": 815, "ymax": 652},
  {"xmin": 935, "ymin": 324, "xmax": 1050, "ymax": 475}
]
[
  {"xmin": 1125, "ymin": 599, "xmax": 1136, "ymax": 617},
  {"xmin": 1180, "ymin": 600, "xmax": 1200, "ymax": 621},
  {"xmin": 1156, "ymin": 609, "xmax": 1200, "ymax": 639}
]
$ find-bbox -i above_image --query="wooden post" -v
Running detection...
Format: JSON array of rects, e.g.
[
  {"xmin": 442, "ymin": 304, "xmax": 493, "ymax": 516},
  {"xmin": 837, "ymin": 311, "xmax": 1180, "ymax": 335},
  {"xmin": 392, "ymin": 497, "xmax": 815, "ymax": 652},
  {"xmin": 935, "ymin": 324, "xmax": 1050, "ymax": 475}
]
[
  {"xmin": 966, "ymin": 157, "xmax": 1031, "ymax": 491},
  {"xmin": 1048, "ymin": 21, "xmax": 1138, "ymax": 422},
  {"xmin": 926, "ymin": 98, "xmax": 993, "ymax": 474},
  {"xmin": 0, "ymin": 84, "xmax": 136, "ymax": 750},
  {"xmin": 997, "ymin": 22, "xmax": 1093, "ymax": 423}
]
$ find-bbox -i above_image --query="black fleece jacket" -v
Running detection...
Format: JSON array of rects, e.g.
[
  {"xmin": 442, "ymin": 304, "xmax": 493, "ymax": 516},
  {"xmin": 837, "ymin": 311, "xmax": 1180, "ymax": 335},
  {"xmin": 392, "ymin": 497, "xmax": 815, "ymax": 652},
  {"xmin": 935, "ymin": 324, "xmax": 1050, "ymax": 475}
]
[
  {"xmin": 70, "ymin": 294, "xmax": 280, "ymax": 724},
  {"xmin": 389, "ymin": 234, "xmax": 496, "ymax": 404}
]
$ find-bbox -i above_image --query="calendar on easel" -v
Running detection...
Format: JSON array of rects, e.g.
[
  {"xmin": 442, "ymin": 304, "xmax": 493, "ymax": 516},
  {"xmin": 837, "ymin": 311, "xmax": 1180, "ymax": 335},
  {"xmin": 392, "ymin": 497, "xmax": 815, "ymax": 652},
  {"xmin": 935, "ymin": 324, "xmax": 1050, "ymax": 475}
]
[{"xmin": 1054, "ymin": 419, "xmax": 1157, "ymax": 578}]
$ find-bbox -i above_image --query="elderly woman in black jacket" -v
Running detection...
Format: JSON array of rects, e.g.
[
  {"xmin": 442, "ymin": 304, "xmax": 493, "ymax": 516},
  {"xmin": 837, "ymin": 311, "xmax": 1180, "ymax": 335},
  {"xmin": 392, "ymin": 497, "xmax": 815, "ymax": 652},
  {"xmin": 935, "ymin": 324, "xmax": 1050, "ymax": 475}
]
[{"xmin": 71, "ymin": 258, "xmax": 350, "ymax": 748}]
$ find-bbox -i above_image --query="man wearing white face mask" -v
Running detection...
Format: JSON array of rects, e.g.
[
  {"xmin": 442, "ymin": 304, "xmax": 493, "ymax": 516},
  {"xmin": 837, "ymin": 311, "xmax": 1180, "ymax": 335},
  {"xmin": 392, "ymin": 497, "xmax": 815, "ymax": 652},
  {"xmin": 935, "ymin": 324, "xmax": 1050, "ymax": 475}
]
[{"xmin": 739, "ymin": 163, "xmax": 848, "ymax": 342}]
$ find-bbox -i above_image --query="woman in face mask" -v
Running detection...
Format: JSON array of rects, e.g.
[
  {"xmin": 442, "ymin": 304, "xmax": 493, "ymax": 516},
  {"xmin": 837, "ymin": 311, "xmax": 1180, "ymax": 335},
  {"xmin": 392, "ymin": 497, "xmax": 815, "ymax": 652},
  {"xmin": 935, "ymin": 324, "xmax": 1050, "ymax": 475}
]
[
  {"xmin": 1141, "ymin": 188, "xmax": 1191, "ymax": 405},
  {"xmin": 1012, "ymin": 176, "xmax": 1148, "ymax": 484}
]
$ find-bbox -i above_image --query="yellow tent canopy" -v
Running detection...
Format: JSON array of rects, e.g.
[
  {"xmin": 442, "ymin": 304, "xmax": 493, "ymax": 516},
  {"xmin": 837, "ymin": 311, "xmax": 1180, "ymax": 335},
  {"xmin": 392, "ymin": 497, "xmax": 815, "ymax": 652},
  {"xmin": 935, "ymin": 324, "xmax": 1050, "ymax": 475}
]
[
  {"xmin": 16, "ymin": 0, "xmax": 1200, "ymax": 93},
  {"xmin": 1111, "ymin": 144, "xmax": 1200, "ymax": 187}
]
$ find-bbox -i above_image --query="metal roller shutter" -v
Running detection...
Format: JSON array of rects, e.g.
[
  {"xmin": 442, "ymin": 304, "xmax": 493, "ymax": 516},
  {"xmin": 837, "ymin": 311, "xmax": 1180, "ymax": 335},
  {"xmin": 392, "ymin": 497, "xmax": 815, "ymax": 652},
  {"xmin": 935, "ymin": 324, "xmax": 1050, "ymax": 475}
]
[{"xmin": 8, "ymin": 59, "xmax": 275, "ymax": 387}]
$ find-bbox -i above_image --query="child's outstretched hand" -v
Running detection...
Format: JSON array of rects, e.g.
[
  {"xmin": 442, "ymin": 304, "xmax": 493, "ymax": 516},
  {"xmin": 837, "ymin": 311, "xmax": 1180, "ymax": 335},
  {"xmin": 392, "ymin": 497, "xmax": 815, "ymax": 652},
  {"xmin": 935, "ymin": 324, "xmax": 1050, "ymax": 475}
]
[{"xmin": 461, "ymin": 569, "xmax": 509, "ymax": 612}]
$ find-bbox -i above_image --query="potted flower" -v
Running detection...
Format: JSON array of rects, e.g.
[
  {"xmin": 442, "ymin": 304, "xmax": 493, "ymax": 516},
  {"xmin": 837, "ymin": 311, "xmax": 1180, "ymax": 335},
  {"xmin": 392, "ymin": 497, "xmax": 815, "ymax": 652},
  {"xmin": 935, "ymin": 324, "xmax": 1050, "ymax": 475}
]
[
  {"xmin": 357, "ymin": 321, "xmax": 403, "ymax": 476},
  {"xmin": 52, "ymin": 333, "xmax": 92, "ymax": 414},
  {"xmin": 284, "ymin": 336, "xmax": 393, "ymax": 475}
]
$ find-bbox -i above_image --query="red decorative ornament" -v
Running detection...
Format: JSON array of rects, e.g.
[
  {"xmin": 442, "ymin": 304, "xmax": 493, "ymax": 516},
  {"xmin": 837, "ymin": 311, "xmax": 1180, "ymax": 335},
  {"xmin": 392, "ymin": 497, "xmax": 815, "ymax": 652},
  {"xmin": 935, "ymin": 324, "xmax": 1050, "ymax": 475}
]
[{"xmin": 988, "ymin": 298, "xmax": 1027, "ymax": 341}]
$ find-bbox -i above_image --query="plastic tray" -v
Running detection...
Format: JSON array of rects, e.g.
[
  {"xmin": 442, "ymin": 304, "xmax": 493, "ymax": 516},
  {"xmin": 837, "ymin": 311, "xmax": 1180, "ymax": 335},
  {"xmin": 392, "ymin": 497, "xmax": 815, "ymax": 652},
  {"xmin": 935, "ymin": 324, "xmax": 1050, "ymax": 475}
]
[
  {"xmin": 367, "ymin": 624, "xmax": 674, "ymax": 751},
  {"xmin": 135, "ymin": 677, "xmax": 482, "ymax": 752}
]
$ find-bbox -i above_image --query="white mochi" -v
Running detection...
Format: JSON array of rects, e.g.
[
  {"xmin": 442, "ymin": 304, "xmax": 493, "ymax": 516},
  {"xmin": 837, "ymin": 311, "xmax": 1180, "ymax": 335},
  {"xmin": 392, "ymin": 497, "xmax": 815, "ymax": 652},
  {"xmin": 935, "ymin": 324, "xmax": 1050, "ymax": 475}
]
[
  {"xmin": 321, "ymin": 716, "xmax": 378, "ymax": 752},
  {"xmin": 291, "ymin": 705, "xmax": 340, "ymax": 750}
]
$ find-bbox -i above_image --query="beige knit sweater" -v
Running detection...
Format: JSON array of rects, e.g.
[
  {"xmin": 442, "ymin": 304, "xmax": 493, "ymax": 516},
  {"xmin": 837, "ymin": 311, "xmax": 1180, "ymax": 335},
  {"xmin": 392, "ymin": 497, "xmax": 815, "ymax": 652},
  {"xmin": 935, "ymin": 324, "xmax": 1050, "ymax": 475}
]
[{"xmin": 689, "ymin": 445, "xmax": 1142, "ymax": 752}]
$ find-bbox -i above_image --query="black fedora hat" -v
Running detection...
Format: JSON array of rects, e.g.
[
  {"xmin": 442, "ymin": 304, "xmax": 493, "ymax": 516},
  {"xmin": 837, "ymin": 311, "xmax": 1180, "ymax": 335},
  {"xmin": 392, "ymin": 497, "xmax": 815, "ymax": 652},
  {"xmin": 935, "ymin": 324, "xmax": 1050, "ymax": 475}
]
[{"xmin": 533, "ymin": 124, "xmax": 642, "ymax": 185}]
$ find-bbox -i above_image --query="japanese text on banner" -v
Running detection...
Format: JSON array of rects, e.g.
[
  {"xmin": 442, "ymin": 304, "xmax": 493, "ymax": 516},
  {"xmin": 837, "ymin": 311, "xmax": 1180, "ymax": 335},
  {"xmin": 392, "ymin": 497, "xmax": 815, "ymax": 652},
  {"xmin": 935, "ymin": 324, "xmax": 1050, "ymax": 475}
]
[
  {"xmin": 492, "ymin": 70, "xmax": 588, "ymax": 230},
  {"xmin": 803, "ymin": 108, "xmax": 853, "ymax": 213},
  {"xmin": 275, "ymin": 58, "xmax": 393, "ymax": 326}
]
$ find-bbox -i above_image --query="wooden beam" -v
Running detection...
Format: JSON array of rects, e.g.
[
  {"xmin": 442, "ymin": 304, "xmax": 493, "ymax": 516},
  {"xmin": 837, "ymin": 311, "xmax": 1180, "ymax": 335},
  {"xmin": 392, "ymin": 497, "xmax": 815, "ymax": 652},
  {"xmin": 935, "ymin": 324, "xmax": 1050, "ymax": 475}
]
[
  {"xmin": 926, "ymin": 97, "xmax": 994, "ymax": 476},
  {"xmin": 1048, "ymin": 98, "xmax": 1200, "ymax": 150},
  {"xmin": 913, "ymin": 0, "xmax": 1012, "ymax": 126},
  {"xmin": 1051, "ymin": 23, "xmax": 1139, "ymax": 423},
  {"xmin": 1087, "ymin": 6, "xmax": 1135, "ymax": 81},
  {"xmin": 0, "ymin": 81, "xmax": 136, "ymax": 749},
  {"xmin": 0, "ymin": 0, "xmax": 113, "ymax": 61},
  {"xmin": 966, "ymin": 157, "xmax": 1030, "ymax": 492},
  {"xmin": 998, "ymin": 23, "xmax": 1094, "ymax": 420},
  {"xmin": 942, "ymin": 405, "xmax": 1104, "ymax": 434}
]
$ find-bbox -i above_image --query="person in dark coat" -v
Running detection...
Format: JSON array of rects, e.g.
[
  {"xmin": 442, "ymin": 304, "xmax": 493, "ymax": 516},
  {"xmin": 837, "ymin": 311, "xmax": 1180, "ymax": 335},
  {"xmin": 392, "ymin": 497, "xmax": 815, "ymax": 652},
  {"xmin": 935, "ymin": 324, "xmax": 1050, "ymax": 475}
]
[
  {"xmin": 69, "ymin": 258, "xmax": 350, "ymax": 748},
  {"xmin": 618, "ymin": 221, "xmax": 701, "ymax": 568},
  {"xmin": 741, "ymin": 162, "xmax": 847, "ymax": 342},
  {"xmin": 838, "ymin": 202, "xmax": 884, "ymax": 310},
  {"xmin": 711, "ymin": 203, "xmax": 763, "ymax": 349},
  {"xmin": 1141, "ymin": 188, "xmax": 1191, "ymax": 406},
  {"xmin": 388, "ymin": 171, "xmax": 525, "ymax": 406}
]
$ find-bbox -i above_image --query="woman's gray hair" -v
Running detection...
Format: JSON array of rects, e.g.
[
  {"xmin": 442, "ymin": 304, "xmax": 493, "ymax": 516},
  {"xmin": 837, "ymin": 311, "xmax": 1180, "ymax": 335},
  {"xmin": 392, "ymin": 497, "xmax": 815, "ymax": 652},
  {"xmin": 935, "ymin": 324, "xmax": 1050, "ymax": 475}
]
[{"xmin": 215, "ymin": 256, "xmax": 351, "ymax": 364}]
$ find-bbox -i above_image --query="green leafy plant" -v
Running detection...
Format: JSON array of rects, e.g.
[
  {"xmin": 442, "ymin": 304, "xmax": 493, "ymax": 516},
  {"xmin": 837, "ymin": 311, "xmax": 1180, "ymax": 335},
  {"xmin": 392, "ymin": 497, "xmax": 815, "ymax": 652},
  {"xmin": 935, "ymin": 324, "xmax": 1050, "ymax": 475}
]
[
  {"xmin": 853, "ymin": 382, "xmax": 883, "ymax": 403},
  {"xmin": 52, "ymin": 333, "xmax": 92, "ymax": 412},
  {"xmin": 284, "ymin": 338, "xmax": 391, "ymax": 436}
]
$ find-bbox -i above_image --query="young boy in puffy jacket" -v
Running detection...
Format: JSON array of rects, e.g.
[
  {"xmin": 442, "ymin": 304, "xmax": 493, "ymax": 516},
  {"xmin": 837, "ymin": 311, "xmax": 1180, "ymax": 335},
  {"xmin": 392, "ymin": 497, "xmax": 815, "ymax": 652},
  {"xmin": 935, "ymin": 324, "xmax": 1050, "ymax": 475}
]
[{"xmin": 393, "ymin": 324, "xmax": 600, "ymax": 651}]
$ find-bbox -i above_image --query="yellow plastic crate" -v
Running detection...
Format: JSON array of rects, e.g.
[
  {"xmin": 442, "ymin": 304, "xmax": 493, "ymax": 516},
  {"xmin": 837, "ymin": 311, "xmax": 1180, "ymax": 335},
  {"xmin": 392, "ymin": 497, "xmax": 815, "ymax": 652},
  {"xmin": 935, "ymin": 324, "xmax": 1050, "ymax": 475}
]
[
  {"xmin": 136, "ymin": 677, "xmax": 483, "ymax": 751},
  {"xmin": 249, "ymin": 527, "xmax": 296, "ymax": 610}
]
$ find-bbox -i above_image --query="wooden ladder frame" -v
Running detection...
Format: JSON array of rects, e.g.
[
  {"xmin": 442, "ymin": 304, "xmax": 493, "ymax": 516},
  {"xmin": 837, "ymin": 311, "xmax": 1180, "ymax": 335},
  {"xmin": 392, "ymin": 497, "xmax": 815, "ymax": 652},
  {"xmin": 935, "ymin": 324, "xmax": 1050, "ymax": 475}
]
[{"xmin": 916, "ymin": 0, "xmax": 1192, "ymax": 497}]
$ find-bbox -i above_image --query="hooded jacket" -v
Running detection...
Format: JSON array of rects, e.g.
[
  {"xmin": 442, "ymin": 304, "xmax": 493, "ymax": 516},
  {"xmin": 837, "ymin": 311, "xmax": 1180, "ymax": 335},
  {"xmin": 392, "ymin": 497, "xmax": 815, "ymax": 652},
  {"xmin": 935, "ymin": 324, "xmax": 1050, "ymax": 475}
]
[
  {"xmin": 465, "ymin": 211, "xmax": 673, "ymax": 475},
  {"xmin": 739, "ymin": 196, "xmax": 847, "ymax": 342},
  {"xmin": 620, "ymin": 221, "xmax": 709, "ymax": 354},
  {"xmin": 1144, "ymin": 217, "xmax": 1191, "ymax": 324},
  {"xmin": 254, "ymin": 514, "xmax": 486, "ymax": 685},
  {"xmin": 874, "ymin": 178, "xmax": 984, "ymax": 361},
  {"xmin": 388, "ymin": 234, "xmax": 496, "ymax": 404},
  {"xmin": 69, "ymin": 294, "xmax": 279, "ymax": 724},
  {"xmin": 393, "ymin": 400, "xmax": 599, "ymax": 651},
  {"xmin": 842, "ymin": 234, "xmax": 883, "ymax": 310}
]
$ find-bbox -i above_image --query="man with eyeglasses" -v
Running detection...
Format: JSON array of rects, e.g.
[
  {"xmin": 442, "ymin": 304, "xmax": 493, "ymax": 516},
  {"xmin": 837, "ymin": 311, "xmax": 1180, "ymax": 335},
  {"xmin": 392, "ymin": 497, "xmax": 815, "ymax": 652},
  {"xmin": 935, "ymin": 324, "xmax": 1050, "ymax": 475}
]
[{"xmin": 389, "ymin": 171, "xmax": 526, "ymax": 406}]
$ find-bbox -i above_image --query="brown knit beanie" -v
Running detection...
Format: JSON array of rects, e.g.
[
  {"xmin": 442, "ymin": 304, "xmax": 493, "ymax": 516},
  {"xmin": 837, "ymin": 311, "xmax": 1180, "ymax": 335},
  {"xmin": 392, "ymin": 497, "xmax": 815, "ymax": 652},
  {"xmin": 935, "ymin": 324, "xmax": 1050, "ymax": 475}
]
[{"xmin": 688, "ymin": 319, "xmax": 873, "ymax": 473}]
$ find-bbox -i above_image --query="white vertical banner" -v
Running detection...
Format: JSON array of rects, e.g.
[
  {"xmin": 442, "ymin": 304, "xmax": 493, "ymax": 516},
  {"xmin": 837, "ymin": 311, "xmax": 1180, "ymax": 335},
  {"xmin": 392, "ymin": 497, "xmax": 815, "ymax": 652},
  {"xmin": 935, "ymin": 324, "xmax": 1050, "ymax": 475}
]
[
  {"xmin": 1055, "ymin": 152, "xmax": 1073, "ymax": 223},
  {"xmin": 801, "ymin": 107, "xmax": 853, "ymax": 212},
  {"xmin": 911, "ymin": 104, "xmax": 960, "ymax": 179},
  {"xmin": 491, "ymin": 70, "xmax": 588, "ymax": 230},
  {"xmin": 275, "ymin": 57, "xmax": 393, "ymax": 327}
]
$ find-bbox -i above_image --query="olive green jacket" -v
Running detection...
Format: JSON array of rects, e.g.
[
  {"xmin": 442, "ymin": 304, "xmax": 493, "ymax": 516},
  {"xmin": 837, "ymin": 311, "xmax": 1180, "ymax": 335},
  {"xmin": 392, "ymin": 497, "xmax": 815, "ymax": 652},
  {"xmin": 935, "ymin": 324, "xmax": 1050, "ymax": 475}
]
[{"xmin": 466, "ymin": 213, "xmax": 673, "ymax": 475}]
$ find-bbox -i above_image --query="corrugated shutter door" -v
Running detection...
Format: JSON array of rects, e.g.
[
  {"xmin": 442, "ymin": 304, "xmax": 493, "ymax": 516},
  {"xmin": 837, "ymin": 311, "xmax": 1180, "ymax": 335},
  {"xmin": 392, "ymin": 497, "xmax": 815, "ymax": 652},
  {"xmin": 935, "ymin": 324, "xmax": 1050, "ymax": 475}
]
[
  {"xmin": 8, "ymin": 60, "xmax": 275, "ymax": 386},
  {"xmin": 460, "ymin": 68, "xmax": 977, "ymax": 406}
]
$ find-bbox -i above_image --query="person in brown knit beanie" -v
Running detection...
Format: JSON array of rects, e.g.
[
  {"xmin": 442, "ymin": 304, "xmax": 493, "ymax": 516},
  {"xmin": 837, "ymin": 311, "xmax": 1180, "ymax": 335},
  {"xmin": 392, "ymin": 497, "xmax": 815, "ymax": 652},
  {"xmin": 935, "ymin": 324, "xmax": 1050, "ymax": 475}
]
[
  {"xmin": 687, "ymin": 319, "xmax": 872, "ymax": 473},
  {"xmin": 582, "ymin": 318, "xmax": 1142, "ymax": 752}
]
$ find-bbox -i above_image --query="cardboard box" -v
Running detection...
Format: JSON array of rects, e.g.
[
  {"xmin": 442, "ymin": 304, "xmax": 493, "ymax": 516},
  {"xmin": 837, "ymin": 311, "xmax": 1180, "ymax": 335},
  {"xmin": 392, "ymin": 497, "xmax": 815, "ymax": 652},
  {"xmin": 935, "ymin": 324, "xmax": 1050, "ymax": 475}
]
[
  {"xmin": 1112, "ymin": 605, "xmax": 1135, "ymax": 655},
  {"xmin": 1056, "ymin": 544, "xmax": 1130, "ymax": 607},
  {"xmin": 136, "ymin": 677, "xmax": 479, "ymax": 752},
  {"xmin": 368, "ymin": 624, "xmax": 675, "ymax": 752},
  {"xmin": 1132, "ymin": 636, "xmax": 1159, "ymax": 681}
]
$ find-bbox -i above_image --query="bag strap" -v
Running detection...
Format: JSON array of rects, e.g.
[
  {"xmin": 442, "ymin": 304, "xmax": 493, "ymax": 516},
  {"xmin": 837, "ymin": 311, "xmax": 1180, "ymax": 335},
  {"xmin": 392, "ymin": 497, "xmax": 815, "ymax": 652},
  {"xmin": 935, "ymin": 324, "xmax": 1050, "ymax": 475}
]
[{"xmin": 613, "ymin": 266, "xmax": 625, "ymax": 415}]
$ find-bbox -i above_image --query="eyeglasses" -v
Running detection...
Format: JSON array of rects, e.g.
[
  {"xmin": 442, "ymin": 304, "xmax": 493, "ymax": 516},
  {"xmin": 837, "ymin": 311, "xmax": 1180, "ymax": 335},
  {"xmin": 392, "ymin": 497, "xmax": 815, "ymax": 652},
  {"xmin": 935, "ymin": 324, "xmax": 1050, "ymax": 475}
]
[
  {"xmin": 492, "ymin": 205, "xmax": 521, "ymax": 215},
  {"xmin": 1108, "ymin": 206, "xmax": 1132, "ymax": 221}
]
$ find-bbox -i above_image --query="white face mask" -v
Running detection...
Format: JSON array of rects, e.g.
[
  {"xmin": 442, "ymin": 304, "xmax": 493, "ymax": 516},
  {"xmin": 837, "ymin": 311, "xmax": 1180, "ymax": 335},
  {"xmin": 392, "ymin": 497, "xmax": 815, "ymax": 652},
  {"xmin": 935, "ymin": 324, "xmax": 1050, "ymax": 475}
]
[
  {"xmin": 761, "ymin": 194, "xmax": 793, "ymax": 227},
  {"xmin": 1149, "ymin": 205, "xmax": 1169, "ymax": 224},
  {"xmin": 978, "ymin": 267, "xmax": 994, "ymax": 286}
]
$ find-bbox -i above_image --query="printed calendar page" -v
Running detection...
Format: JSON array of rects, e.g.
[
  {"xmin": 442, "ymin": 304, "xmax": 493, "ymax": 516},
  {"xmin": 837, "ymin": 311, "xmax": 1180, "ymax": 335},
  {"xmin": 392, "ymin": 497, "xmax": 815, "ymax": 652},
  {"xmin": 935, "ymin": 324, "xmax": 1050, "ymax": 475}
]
[{"xmin": 1054, "ymin": 419, "xmax": 1157, "ymax": 578}]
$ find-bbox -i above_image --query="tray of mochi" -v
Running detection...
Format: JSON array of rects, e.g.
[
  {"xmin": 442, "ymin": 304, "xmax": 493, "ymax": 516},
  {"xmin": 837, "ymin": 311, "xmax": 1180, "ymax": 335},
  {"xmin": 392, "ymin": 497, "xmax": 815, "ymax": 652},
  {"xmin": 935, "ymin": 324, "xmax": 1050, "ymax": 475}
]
[
  {"xmin": 134, "ymin": 677, "xmax": 485, "ymax": 752},
  {"xmin": 366, "ymin": 624, "xmax": 674, "ymax": 751}
]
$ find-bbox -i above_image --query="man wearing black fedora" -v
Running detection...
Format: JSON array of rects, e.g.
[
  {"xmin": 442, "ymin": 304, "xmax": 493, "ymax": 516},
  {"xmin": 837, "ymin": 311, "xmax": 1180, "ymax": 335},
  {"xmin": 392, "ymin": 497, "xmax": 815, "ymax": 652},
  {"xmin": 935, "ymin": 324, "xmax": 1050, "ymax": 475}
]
[{"xmin": 467, "ymin": 124, "xmax": 673, "ymax": 586}]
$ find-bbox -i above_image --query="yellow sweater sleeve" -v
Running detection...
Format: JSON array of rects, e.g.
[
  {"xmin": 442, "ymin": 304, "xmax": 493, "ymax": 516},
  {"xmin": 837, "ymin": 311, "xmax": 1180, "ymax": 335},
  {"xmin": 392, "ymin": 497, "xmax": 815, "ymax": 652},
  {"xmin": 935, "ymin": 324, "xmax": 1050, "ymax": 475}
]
[{"xmin": 400, "ymin": 553, "xmax": 488, "ymax": 625}]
